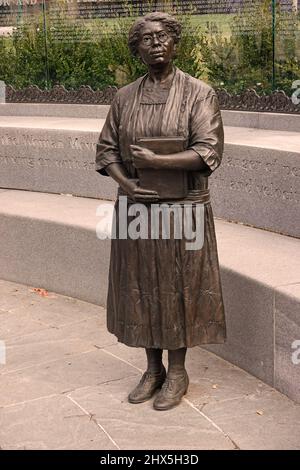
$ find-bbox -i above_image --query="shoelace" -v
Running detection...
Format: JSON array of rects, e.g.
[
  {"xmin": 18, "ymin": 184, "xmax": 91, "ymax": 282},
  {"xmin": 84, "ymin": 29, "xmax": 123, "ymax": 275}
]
[
  {"xmin": 141, "ymin": 370, "xmax": 163, "ymax": 383},
  {"xmin": 140, "ymin": 371, "xmax": 152, "ymax": 384},
  {"xmin": 161, "ymin": 373, "xmax": 186, "ymax": 393},
  {"xmin": 161, "ymin": 377, "xmax": 174, "ymax": 393}
]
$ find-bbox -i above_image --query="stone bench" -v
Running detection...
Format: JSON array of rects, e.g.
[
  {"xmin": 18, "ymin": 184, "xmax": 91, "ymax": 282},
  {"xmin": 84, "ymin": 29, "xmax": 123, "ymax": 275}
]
[
  {"xmin": 0, "ymin": 109, "xmax": 299, "ymax": 238},
  {"xmin": 0, "ymin": 188, "xmax": 299, "ymax": 403}
]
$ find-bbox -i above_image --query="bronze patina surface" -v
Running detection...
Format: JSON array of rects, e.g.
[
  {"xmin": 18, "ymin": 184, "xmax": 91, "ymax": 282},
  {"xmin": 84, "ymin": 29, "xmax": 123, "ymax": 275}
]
[{"xmin": 95, "ymin": 12, "xmax": 226, "ymax": 410}]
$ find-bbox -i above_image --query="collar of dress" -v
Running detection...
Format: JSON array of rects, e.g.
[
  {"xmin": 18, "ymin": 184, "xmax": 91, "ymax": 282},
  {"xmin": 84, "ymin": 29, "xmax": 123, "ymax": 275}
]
[{"xmin": 119, "ymin": 67, "xmax": 189, "ymax": 161}]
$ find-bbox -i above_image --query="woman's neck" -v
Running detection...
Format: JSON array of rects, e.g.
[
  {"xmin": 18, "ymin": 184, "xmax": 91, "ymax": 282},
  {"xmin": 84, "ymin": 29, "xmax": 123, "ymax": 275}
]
[{"xmin": 147, "ymin": 63, "xmax": 174, "ymax": 85}]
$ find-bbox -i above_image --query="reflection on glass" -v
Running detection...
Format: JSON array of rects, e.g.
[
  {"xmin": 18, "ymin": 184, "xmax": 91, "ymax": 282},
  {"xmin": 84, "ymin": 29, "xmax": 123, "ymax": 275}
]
[{"xmin": 0, "ymin": 0, "xmax": 299, "ymax": 99}]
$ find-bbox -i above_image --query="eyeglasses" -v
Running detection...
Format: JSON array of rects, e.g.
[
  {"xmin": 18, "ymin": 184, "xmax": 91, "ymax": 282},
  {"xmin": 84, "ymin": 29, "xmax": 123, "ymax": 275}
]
[{"xmin": 142, "ymin": 31, "xmax": 170, "ymax": 46}]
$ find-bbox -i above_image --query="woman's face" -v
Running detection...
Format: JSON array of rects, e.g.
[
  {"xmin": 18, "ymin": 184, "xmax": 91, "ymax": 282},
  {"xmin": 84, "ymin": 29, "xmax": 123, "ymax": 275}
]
[{"xmin": 137, "ymin": 21, "xmax": 175, "ymax": 66}]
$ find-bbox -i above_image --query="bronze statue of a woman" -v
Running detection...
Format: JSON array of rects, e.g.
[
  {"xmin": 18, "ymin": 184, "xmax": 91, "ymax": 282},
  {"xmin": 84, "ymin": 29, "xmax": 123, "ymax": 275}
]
[{"xmin": 96, "ymin": 12, "xmax": 226, "ymax": 411}]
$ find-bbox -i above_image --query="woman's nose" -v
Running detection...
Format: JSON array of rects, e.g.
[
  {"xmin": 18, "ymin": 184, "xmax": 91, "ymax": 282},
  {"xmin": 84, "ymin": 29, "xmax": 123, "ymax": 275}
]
[{"xmin": 152, "ymin": 35, "xmax": 160, "ymax": 45}]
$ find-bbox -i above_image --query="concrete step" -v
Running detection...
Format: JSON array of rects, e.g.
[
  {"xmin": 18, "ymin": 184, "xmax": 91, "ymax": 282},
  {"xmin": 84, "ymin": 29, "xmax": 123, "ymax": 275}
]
[{"xmin": 0, "ymin": 189, "xmax": 299, "ymax": 403}]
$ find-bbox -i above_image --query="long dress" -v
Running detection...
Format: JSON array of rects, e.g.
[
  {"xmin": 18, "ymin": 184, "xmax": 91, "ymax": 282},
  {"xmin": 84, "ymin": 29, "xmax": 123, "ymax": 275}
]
[{"xmin": 95, "ymin": 67, "xmax": 226, "ymax": 350}]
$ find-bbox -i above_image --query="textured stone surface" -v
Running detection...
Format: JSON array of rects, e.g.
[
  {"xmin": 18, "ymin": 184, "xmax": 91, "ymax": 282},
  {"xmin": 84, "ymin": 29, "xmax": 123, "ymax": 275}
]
[
  {"xmin": 197, "ymin": 389, "xmax": 300, "ymax": 450},
  {"xmin": 222, "ymin": 110, "xmax": 300, "ymax": 132},
  {"xmin": 0, "ymin": 103, "xmax": 110, "ymax": 118},
  {"xmin": 1, "ymin": 318, "xmax": 115, "ymax": 375},
  {"xmin": 1, "ymin": 117, "xmax": 300, "ymax": 236},
  {"xmin": 215, "ymin": 219, "xmax": 300, "ymax": 287},
  {"xmin": 210, "ymin": 131, "xmax": 300, "ymax": 238},
  {"xmin": 68, "ymin": 378, "xmax": 235, "ymax": 450},
  {"xmin": 0, "ymin": 395, "xmax": 114, "ymax": 450},
  {"xmin": 0, "ymin": 81, "xmax": 5, "ymax": 103},
  {"xmin": 0, "ymin": 279, "xmax": 299, "ymax": 450},
  {"xmin": 204, "ymin": 270, "xmax": 275, "ymax": 386},
  {"xmin": 0, "ymin": 191, "xmax": 113, "ymax": 305},
  {"xmin": 0, "ymin": 125, "xmax": 117, "ymax": 201},
  {"xmin": 105, "ymin": 342, "xmax": 271, "ymax": 406},
  {"xmin": 274, "ymin": 283, "xmax": 300, "ymax": 403}
]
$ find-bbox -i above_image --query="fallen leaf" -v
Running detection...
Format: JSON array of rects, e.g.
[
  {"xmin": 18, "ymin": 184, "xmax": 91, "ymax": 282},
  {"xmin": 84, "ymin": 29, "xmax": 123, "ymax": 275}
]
[
  {"xmin": 256, "ymin": 410, "xmax": 264, "ymax": 415},
  {"xmin": 30, "ymin": 287, "xmax": 49, "ymax": 297},
  {"xmin": 212, "ymin": 384, "xmax": 218, "ymax": 389}
]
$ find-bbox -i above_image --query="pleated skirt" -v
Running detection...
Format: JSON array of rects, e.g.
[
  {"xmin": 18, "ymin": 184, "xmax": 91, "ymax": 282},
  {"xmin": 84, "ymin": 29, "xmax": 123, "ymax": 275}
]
[{"xmin": 106, "ymin": 198, "xmax": 226, "ymax": 350}]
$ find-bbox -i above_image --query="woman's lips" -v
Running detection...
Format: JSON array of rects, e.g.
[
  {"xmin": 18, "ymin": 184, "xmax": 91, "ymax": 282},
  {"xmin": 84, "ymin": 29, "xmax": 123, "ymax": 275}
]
[{"xmin": 150, "ymin": 51, "xmax": 164, "ymax": 56}]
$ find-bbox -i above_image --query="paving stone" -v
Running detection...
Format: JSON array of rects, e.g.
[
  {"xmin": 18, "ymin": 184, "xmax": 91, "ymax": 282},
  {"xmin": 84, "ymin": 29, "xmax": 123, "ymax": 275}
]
[
  {"xmin": 0, "ymin": 395, "xmax": 113, "ymax": 450},
  {"xmin": 2, "ymin": 317, "xmax": 116, "ymax": 374},
  {"xmin": 0, "ymin": 279, "xmax": 104, "ymax": 328},
  {"xmin": 7, "ymin": 315, "xmax": 109, "ymax": 347},
  {"xmin": 103, "ymin": 342, "xmax": 151, "ymax": 372},
  {"xmin": 0, "ymin": 349, "xmax": 137, "ymax": 407},
  {"xmin": 0, "ymin": 279, "xmax": 29, "ymax": 293},
  {"xmin": 103, "ymin": 343, "xmax": 270, "ymax": 408},
  {"xmin": 69, "ymin": 377, "xmax": 235, "ymax": 450},
  {"xmin": 0, "ymin": 279, "xmax": 299, "ymax": 449},
  {"xmin": 55, "ymin": 440, "xmax": 114, "ymax": 450},
  {"xmin": 9, "ymin": 296, "xmax": 104, "ymax": 327},
  {"xmin": 197, "ymin": 389, "xmax": 300, "ymax": 450},
  {"xmin": 0, "ymin": 284, "xmax": 41, "ymax": 311},
  {"xmin": 186, "ymin": 347, "xmax": 270, "ymax": 407},
  {"xmin": 0, "ymin": 374, "xmax": 62, "ymax": 408},
  {"xmin": 0, "ymin": 311, "xmax": 49, "ymax": 340}
]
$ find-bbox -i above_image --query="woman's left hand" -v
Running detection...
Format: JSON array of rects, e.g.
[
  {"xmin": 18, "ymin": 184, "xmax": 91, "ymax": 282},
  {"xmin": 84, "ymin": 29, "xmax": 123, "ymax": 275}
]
[{"xmin": 130, "ymin": 145, "xmax": 158, "ymax": 169}]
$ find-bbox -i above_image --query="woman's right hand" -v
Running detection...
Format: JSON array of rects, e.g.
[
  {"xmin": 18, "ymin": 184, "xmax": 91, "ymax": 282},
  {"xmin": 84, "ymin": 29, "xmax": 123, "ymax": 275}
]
[
  {"xmin": 105, "ymin": 163, "xmax": 159, "ymax": 202},
  {"xmin": 122, "ymin": 179, "xmax": 159, "ymax": 203}
]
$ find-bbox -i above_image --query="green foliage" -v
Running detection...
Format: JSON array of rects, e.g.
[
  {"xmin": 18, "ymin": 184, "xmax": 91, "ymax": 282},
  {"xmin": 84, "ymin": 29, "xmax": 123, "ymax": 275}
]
[
  {"xmin": 200, "ymin": 0, "xmax": 300, "ymax": 94},
  {"xmin": 0, "ymin": 0, "xmax": 299, "ymax": 95}
]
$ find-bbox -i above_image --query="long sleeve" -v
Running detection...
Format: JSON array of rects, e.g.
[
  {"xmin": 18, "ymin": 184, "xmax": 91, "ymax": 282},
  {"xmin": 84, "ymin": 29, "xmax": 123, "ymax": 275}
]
[
  {"xmin": 95, "ymin": 93, "xmax": 123, "ymax": 176},
  {"xmin": 188, "ymin": 90, "xmax": 224, "ymax": 175}
]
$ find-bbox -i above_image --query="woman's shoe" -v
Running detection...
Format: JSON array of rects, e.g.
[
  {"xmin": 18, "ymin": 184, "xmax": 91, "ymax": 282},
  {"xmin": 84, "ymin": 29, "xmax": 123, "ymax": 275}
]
[
  {"xmin": 128, "ymin": 366, "xmax": 166, "ymax": 404},
  {"xmin": 153, "ymin": 370, "xmax": 189, "ymax": 411}
]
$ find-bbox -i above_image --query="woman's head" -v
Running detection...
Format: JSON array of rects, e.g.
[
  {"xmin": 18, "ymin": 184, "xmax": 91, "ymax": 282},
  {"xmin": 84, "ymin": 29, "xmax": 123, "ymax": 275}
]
[{"xmin": 128, "ymin": 12, "xmax": 181, "ymax": 65}]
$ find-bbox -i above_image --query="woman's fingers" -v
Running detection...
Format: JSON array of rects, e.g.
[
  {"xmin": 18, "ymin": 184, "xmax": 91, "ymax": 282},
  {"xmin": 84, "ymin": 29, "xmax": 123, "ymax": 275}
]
[
  {"xmin": 134, "ymin": 195, "xmax": 159, "ymax": 202},
  {"xmin": 133, "ymin": 188, "xmax": 159, "ymax": 202},
  {"xmin": 130, "ymin": 146, "xmax": 144, "ymax": 157},
  {"xmin": 131, "ymin": 145, "xmax": 154, "ymax": 158},
  {"xmin": 134, "ymin": 188, "xmax": 158, "ymax": 195},
  {"xmin": 130, "ymin": 145, "xmax": 144, "ymax": 151}
]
